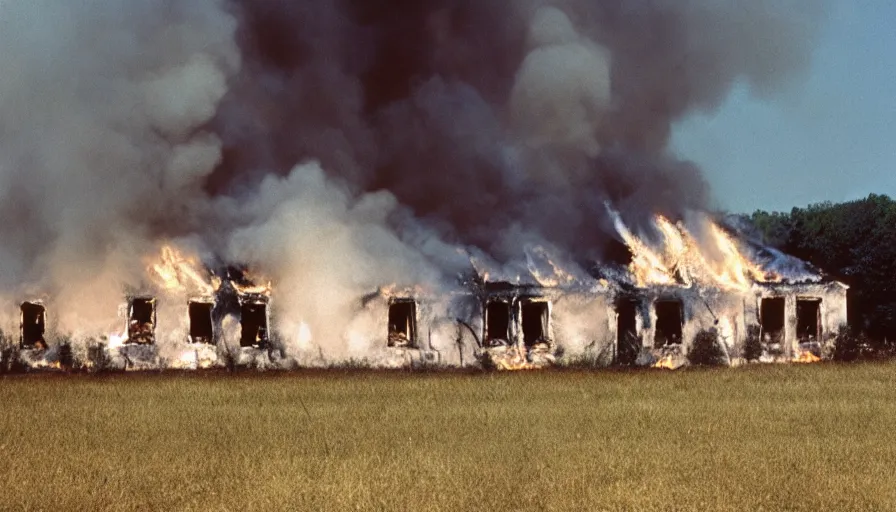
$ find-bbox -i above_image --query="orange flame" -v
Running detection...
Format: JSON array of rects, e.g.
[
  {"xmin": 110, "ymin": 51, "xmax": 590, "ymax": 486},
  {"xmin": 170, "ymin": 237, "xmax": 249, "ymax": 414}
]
[
  {"xmin": 378, "ymin": 283, "xmax": 427, "ymax": 298},
  {"xmin": 492, "ymin": 344, "xmax": 538, "ymax": 371},
  {"xmin": 525, "ymin": 246, "xmax": 579, "ymax": 287},
  {"xmin": 612, "ymin": 213, "xmax": 677, "ymax": 287},
  {"xmin": 148, "ymin": 246, "xmax": 220, "ymax": 296},
  {"xmin": 793, "ymin": 350, "xmax": 821, "ymax": 364},
  {"xmin": 496, "ymin": 359, "xmax": 537, "ymax": 371},
  {"xmin": 231, "ymin": 281, "xmax": 272, "ymax": 296},
  {"xmin": 611, "ymin": 210, "xmax": 781, "ymax": 291},
  {"xmin": 31, "ymin": 360, "xmax": 62, "ymax": 370},
  {"xmin": 705, "ymin": 223, "xmax": 776, "ymax": 290},
  {"xmin": 653, "ymin": 354, "xmax": 678, "ymax": 370},
  {"xmin": 229, "ymin": 267, "xmax": 273, "ymax": 296}
]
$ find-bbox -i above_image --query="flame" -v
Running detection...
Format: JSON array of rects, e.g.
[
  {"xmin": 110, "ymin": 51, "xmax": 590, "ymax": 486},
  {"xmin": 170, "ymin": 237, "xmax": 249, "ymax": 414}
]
[
  {"xmin": 30, "ymin": 360, "xmax": 62, "ymax": 370},
  {"xmin": 298, "ymin": 321, "xmax": 313, "ymax": 350},
  {"xmin": 496, "ymin": 360, "xmax": 537, "ymax": 371},
  {"xmin": 653, "ymin": 354, "xmax": 678, "ymax": 370},
  {"xmin": 705, "ymin": 223, "xmax": 776, "ymax": 290},
  {"xmin": 609, "ymin": 208, "xmax": 782, "ymax": 291},
  {"xmin": 149, "ymin": 245, "xmax": 220, "ymax": 296},
  {"xmin": 168, "ymin": 349, "xmax": 217, "ymax": 370},
  {"xmin": 525, "ymin": 246, "xmax": 578, "ymax": 287},
  {"xmin": 793, "ymin": 350, "xmax": 821, "ymax": 363},
  {"xmin": 230, "ymin": 267, "xmax": 273, "ymax": 296},
  {"xmin": 107, "ymin": 332, "xmax": 127, "ymax": 349},
  {"xmin": 377, "ymin": 283, "xmax": 427, "ymax": 299},
  {"xmin": 611, "ymin": 212, "xmax": 676, "ymax": 287},
  {"xmin": 150, "ymin": 245, "xmax": 274, "ymax": 298},
  {"xmin": 493, "ymin": 344, "xmax": 538, "ymax": 371},
  {"xmin": 231, "ymin": 281, "xmax": 272, "ymax": 295},
  {"xmin": 169, "ymin": 350, "xmax": 199, "ymax": 370}
]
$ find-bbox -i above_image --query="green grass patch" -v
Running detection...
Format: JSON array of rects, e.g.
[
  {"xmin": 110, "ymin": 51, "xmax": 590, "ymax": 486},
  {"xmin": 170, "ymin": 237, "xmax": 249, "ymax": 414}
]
[{"xmin": 2, "ymin": 364, "xmax": 896, "ymax": 511}]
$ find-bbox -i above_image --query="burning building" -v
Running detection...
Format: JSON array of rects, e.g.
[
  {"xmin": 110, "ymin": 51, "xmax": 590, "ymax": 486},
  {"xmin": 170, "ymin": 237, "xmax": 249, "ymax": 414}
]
[
  {"xmin": 50, "ymin": 247, "xmax": 280, "ymax": 371},
  {"xmin": 0, "ymin": 3, "xmax": 835, "ymax": 372},
  {"xmin": 596, "ymin": 212, "xmax": 848, "ymax": 367},
  {"xmin": 351, "ymin": 213, "xmax": 848, "ymax": 371},
  {"xmin": 0, "ymin": 224, "xmax": 847, "ymax": 372}
]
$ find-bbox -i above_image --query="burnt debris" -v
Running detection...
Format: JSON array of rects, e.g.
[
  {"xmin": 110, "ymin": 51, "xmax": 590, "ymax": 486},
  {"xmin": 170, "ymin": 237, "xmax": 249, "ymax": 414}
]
[
  {"xmin": 485, "ymin": 300, "xmax": 511, "ymax": 346},
  {"xmin": 239, "ymin": 300, "xmax": 269, "ymax": 348},
  {"xmin": 615, "ymin": 299, "xmax": 640, "ymax": 365},
  {"xmin": 760, "ymin": 297, "xmax": 786, "ymax": 344},
  {"xmin": 654, "ymin": 300, "xmax": 683, "ymax": 348},
  {"xmin": 20, "ymin": 302, "xmax": 46, "ymax": 350},
  {"xmin": 521, "ymin": 300, "xmax": 549, "ymax": 347},
  {"xmin": 387, "ymin": 299, "xmax": 417, "ymax": 348},
  {"xmin": 797, "ymin": 299, "xmax": 822, "ymax": 343},
  {"xmin": 127, "ymin": 297, "xmax": 156, "ymax": 345},
  {"xmin": 189, "ymin": 301, "xmax": 215, "ymax": 344}
]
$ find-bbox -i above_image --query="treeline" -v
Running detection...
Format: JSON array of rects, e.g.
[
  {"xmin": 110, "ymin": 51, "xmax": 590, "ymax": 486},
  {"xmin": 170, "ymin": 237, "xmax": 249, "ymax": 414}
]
[{"xmin": 745, "ymin": 193, "xmax": 896, "ymax": 343}]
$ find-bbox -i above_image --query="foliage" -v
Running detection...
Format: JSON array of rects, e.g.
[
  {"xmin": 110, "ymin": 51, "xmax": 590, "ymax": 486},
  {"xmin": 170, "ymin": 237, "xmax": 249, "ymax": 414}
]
[
  {"xmin": 749, "ymin": 194, "xmax": 896, "ymax": 343},
  {"xmin": 688, "ymin": 328, "xmax": 728, "ymax": 366},
  {"xmin": 87, "ymin": 342, "xmax": 111, "ymax": 372},
  {"xmin": 744, "ymin": 324, "xmax": 763, "ymax": 361},
  {"xmin": 0, "ymin": 329, "xmax": 14, "ymax": 373},
  {"xmin": 616, "ymin": 331, "xmax": 642, "ymax": 366},
  {"xmin": 833, "ymin": 325, "xmax": 861, "ymax": 362}
]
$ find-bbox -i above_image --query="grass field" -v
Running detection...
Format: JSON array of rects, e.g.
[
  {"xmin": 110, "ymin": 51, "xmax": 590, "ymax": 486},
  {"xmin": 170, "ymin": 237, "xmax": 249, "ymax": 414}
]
[{"xmin": 2, "ymin": 364, "xmax": 896, "ymax": 511}]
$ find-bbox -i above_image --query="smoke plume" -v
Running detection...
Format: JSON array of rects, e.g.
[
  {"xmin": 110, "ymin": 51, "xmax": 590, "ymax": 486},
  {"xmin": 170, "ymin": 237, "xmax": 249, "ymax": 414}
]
[{"xmin": 0, "ymin": 0, "xmax": 827, "ymax": 355}]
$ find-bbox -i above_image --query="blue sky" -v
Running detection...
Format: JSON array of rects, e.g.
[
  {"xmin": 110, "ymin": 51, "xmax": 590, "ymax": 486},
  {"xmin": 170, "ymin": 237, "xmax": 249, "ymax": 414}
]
[{"xmin": 671, "ymin": 1, "xmax": 896, "ymax": 213}]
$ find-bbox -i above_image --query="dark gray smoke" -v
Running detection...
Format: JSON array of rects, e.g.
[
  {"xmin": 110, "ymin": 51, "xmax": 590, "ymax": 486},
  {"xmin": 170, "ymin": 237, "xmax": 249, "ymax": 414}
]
[
  {"xmin": 0, "ymin": 0, "xmax": 827, "ymax": 351},
  {"xmin": 213, "ymin": 0, "xmax": 826, "ymax": 265}
]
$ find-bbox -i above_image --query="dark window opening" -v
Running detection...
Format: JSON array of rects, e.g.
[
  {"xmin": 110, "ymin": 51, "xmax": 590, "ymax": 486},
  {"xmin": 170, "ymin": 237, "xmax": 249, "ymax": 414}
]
[
  {"xmin": 388, "ymin": 300, "xmax": 417, "ymax": 348},
  {"xmin": 796, "ymin": 299, "xmax": 821, "ymax": 342},
  {"xmin": 128, "ymin": 298, "xmax": 156, "ymax": 345},
  {"xmin": 616, "ymin": 300, "xmax": 639, "ymax": 365},
  {"xmin": 654, "ymin": 300, "xmax": 683, "ymax": 347},
  {"xmin": 21, "ymin": 302, "xmax": 47, "ymax": 349},
  {"xmin": 240, "ymin": 302, "xmax": 268, "ymax": 348},
  {"xmin": 486, "ymin": 301, "xmax": 510, "ymax": 344},
  {"xmin": 189, "ymin": 302, "xmax": 214, "ymax": 344},
  {"xmin": 521, "ymin": 301, "xmax": 550, "ymax": 346},
  {"xmin": 760, "ymin": 298, "xmax": 785, "ymax": 344}
]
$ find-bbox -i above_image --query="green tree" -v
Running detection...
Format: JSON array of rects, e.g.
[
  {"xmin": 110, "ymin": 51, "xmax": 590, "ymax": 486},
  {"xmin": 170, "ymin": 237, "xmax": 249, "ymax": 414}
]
[{"xmin": 750, "ymin": 194, "xmax": 896, "ymax": 343}]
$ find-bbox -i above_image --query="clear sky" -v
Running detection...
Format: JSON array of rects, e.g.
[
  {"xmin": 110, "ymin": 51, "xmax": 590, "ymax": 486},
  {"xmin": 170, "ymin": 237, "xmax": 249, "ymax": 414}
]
[{"xmin": 671, "ymin": 1, "xmax": 896, "ymax": 214}]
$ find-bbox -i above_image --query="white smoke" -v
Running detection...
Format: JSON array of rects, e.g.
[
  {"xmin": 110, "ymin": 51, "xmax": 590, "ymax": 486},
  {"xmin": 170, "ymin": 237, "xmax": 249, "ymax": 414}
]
[
  {"xmin": 0, "ymin": 0, "xmax": 239, "ymax": 339},
  {"xmin": 510, "ymin": 6, "xmax": 612, "ymax": 156},
  {"xmin": 222, "ymin": 161, "xmax": 445, "ymax": 358},
  {"xmin": 0, "ymin": 0, "xmax": 829, "ymax": 368}
]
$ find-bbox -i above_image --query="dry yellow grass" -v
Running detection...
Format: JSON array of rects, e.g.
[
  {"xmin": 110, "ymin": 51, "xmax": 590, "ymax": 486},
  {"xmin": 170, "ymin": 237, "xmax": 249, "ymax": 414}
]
[{"xmin": 2, "ymin": 364, "xmax": 896, "ymax": 511}]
